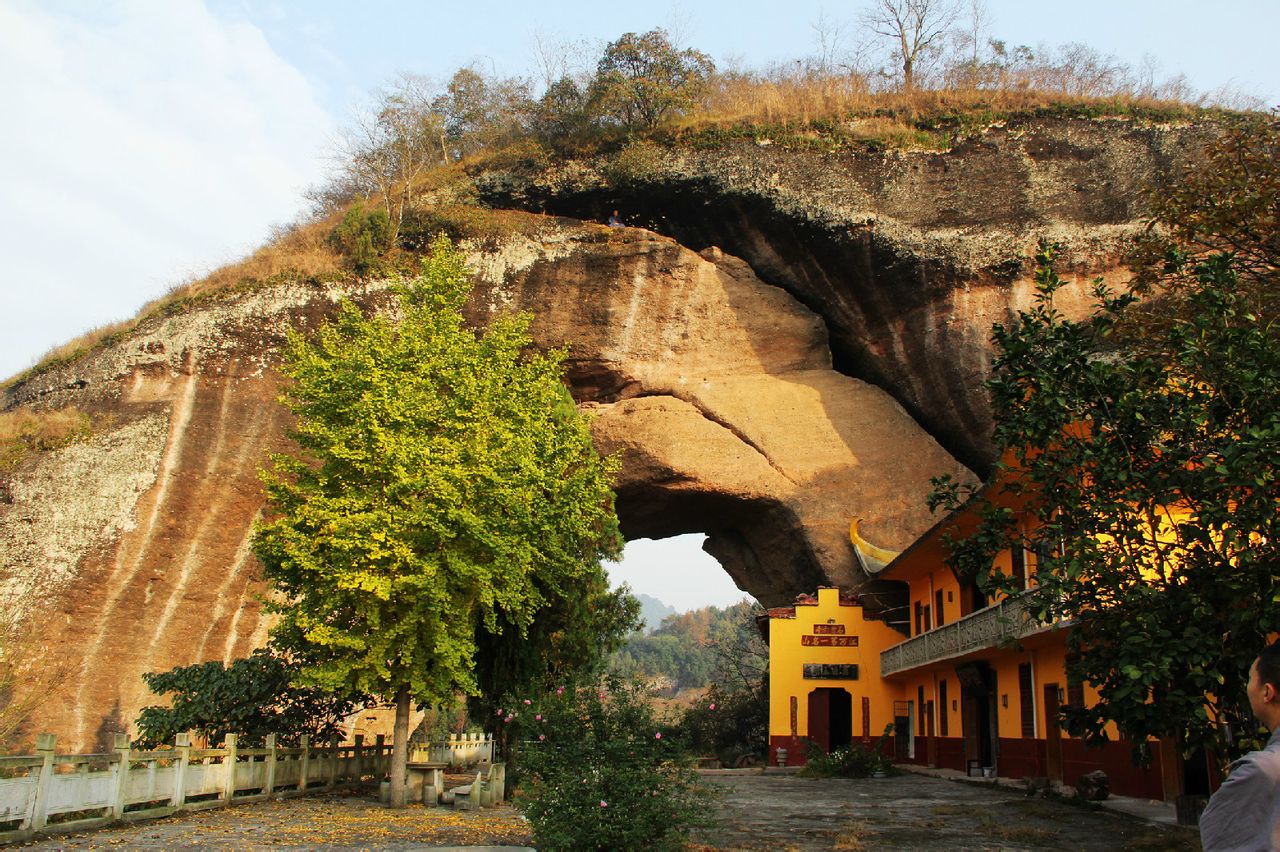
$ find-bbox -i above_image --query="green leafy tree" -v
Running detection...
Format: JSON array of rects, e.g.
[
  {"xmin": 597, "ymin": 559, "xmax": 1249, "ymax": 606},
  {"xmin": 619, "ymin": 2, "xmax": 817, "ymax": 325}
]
[
  {"xmin": 253, "ymin": 236, "xmax": 623, "ymax": 806},
  {"xmin": 588, "ymin": 29, "xmax": 714, "ymax": 131},
  {"xmin": 135, "ymin": 649, "xmax": 367, "ymax": 749},
  {"xmin": 932, "ymin": 240, "xmax": 1279, "ymax": 762},
  {"xmin": 470, "ymin": 572, "xmax": 640, "ymax": 763}
]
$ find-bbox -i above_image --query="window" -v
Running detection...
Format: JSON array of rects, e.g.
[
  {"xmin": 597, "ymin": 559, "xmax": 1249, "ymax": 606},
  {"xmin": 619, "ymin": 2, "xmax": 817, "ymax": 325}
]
[
  {"xmin": 1011, "ymin": 546, "xmax": 1027, "ymax": 589},
  {"xmin": 939, "ymin": 679, "xmax": 949, "ymax": 736},
  {"xmin": 935, "ymin": 589, "xmax": 945, "ymax": 626},
  {"xmin": 1018, "ymin": 663, "xmax": 1035, "ymax": 737}
]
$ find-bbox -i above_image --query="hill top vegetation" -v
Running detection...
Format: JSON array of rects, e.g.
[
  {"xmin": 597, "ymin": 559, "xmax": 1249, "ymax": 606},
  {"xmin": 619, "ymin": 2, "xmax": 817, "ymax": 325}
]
[{"xmin": 8, "ymin": 0, "xmax": 1267, "ymax": 390}]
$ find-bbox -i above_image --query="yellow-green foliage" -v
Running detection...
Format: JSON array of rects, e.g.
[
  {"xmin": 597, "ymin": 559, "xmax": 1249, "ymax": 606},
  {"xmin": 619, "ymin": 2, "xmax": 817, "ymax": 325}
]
[
  {"xmin": 253, "ymin": 236, "xmax": 623, "ymax": 708},
  {"xmin": 0, "ymin": 407, "xmax": 92, "ymax": 471}
]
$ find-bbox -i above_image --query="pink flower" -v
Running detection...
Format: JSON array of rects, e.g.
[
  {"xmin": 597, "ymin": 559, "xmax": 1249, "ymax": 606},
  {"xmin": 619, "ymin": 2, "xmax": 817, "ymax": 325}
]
[
  {"xmin": 504, "ymin": 715, "xmax": 513, "ymax": 723},
  {"xmin": 555, "ymin": 686, "xmax": 565, "ymax": 695},
  {"xmin": 535, "ymin": 714, "xmax": 542, "ymax": 721},
  {"xmin": 538, "ymin": 734, "xmax": 546, "ymax": 741},
  {"xmin": 655, "ymin": 732, "xmax": 662, "ymax": 740},
  {"xmin": 709, "ymin": 703, "xmax": 716, "ymax": 711},
  {"xmin": 496, "ymin": 709, "xmax": 503, "ymax": 716},
  {"xmin": 599, "ymin": 800, "xmax": 608, "ymax": 808},
  {"xmin": 523, "ymin": 699, "xmax": 532, "ymax": 705}
]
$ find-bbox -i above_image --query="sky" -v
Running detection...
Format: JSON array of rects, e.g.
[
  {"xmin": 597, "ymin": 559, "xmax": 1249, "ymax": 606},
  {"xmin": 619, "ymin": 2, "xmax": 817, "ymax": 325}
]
[{"xmin": 2, "ymin": 0, "xmax": 1276, "ymax": 611}]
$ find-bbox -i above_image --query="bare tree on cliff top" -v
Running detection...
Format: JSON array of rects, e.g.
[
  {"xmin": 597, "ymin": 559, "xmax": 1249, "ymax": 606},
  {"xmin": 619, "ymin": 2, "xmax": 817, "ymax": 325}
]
[
  {"xmin": 861, "ymin": 0, "xmax": 961, "ymax": 91},
  {"xmin": 253, "ymin": 237, "xmax": 622, "ymax": 807},
  {"xmin": 335, "ymin": 73, "xmax": 443, "ymax": 244}
]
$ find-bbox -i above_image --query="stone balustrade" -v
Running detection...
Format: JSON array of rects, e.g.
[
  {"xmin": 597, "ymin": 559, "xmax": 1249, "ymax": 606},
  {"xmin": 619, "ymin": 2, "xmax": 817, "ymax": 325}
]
[
  {"xmin": 880, "ymin": 590, "xmax": 1053, "ymax": 676},
  {"xmin": 0, "ymin": 731, "xmax": 392, "ymax": 845}
]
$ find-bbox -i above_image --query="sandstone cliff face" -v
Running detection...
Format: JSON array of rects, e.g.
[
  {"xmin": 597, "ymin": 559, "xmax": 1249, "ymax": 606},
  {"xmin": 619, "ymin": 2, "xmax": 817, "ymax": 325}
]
[
  {"xmin": 475, "ymin": 116, "xmax": 1205, "ymax": 472},
  {"xmin": 1, "ymin": 117, "xmax": 1197, "ymax": 749},
  {"xmin": 2, "ymin": 223, "xmax": 968, "ymax": 749}
]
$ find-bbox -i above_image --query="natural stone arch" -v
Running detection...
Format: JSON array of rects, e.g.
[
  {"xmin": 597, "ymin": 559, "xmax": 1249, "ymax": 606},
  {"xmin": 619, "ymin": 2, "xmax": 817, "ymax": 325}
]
[
  {"xmin": 2, "ymin": 215, "xmax": 971, "ymax": 748},
  {"xmin": 477, "ymin": 119, "xmax": 1196, "ymax": 474}
]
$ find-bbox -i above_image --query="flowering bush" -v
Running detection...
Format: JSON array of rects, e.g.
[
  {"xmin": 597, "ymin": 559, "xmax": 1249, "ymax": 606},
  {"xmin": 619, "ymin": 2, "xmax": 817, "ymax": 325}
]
[
  {"xmin": 678, "ymin": 684, "xmax": 767, "ymax": 765},
  {"xmin": 502, "ymin": 676, "xmax": 715, "ymax": 850}
]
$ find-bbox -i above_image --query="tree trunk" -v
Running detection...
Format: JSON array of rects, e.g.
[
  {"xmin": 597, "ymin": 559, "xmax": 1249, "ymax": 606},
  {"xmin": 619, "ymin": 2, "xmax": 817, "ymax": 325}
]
[{"xmin": 388, "ymin": 687, "xmax": 411, "ymax": 808}]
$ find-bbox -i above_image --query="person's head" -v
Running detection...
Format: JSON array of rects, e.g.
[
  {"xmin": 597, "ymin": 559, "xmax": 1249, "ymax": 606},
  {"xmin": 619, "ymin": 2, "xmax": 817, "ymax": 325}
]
[{"xmin": 1247, "ymin": 641, "xmax": 1280, "ymax": 729}]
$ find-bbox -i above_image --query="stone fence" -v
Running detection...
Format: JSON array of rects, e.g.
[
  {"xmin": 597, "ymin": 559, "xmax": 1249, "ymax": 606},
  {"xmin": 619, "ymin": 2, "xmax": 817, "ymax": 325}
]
[
  {"xmin": 0, "ymin": 731, "xmax": 389, "ymax": 845},
  {"xmin": 0, "ymin": 729, "xmax": 500, "ymax": 845},
  {"xmin": 409, "ymin": 732, "xmax": 494, "ymax": 767}
]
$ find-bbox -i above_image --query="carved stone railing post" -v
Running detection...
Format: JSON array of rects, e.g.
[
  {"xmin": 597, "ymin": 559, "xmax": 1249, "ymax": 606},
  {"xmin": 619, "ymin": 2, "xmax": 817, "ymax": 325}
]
[
  {"xmin": 263, "ymin": 734, "xmax": 278, "ymax": 796},
  {"xmin": 28, "ymin": 733, "xmax": 56, "ymax": 831},
  {"xmin": 221, "ymin": 734, "xmax": 238, "ymax": 805},
  {"xmin": 297, "ymin": 735, "xmax": 310, "ymax": 792},
  {"xmin": 110, "ymin": 733, "xmax": 131, "ymax": 819},
  {"xmin": 171, "ymin": 733, "xmax": 191, "ymax": 808}
]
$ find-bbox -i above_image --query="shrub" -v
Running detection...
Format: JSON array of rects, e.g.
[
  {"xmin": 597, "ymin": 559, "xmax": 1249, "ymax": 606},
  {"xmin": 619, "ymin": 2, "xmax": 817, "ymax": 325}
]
[
  {"xmin": 799, "ymin": 724, "xmax": 896, "ymax": 778},
  {"xmin": 679, "ymin": 685, "xmax": 768, "ymax": 765},
  {"xmin": 135, "ymin": 649, "xmax": 370, "ymax": 748},
  {"xmin": 327, "ymin": 203, "xmax": 392, "ymax": 275},
  {"xmin": 505, "ymin": 677, "xmax": 715, "ymax": 851}
]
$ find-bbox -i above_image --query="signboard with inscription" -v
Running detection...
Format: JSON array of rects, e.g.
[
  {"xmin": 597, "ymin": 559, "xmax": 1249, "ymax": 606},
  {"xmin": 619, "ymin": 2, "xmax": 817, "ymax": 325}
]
[
  {"xmin": 812, "ymin": 624, "xmax": 846, "ymax": 635},
  {"xmin": 803, "ymin": 663, "xmax": 859, "ymax": 680},
  {"xmin": 801, "ymin": 635, "xmax": 859, "ymax": 647}
]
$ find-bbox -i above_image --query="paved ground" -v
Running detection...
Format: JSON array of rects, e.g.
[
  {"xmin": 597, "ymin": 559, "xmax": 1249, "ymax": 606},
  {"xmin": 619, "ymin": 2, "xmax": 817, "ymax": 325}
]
[
  {"xmin": 694, "ymin": 771, "xmax": 1202, "ymax": 851},
  {"xmin": 16, "ymin": 771, "xmax": 1200, "ymax": 850}
]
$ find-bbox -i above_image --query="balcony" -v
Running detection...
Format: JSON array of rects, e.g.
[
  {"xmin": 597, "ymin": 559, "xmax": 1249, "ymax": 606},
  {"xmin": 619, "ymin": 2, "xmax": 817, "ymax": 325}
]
[{"xmin": 880, "ymin": 590, "xmax": 1053, "ymax": 677}]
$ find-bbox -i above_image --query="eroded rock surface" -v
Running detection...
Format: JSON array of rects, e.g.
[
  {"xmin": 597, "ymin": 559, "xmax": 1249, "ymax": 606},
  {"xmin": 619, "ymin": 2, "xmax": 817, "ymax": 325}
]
[
  {"xmin": 3, "ymin": 223, "xmax": 970, "ymax": 749},
  {"xmin": 475, "ymin": 116, "xmax": 1205, "ymax": 471}
]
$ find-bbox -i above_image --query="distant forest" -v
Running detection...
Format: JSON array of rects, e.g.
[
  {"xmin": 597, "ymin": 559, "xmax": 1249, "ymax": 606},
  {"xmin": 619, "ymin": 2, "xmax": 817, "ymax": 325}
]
[{"xmin": 612, "ymin": 599, "xmax": 767, "ymax": 694}]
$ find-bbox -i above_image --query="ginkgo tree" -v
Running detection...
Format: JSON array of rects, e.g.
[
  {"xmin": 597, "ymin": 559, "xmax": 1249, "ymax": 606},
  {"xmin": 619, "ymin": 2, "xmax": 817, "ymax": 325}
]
[{"xmin": 253, "ymin": 236, "xmax": 623, "ymax": 807}]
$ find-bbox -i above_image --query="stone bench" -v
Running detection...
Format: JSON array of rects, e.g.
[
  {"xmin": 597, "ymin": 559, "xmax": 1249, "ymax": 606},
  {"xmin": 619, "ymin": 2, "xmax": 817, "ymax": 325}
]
[{"xmin": 442, "ymin": 762, "xmax": 505, "ymax": 810}]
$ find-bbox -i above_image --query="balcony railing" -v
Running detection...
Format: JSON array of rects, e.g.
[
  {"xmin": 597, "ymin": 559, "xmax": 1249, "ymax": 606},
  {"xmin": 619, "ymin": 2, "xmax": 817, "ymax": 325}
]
[{"xmin": 880, "ymin": 590, "xmax": 1052, "ymax": 677}]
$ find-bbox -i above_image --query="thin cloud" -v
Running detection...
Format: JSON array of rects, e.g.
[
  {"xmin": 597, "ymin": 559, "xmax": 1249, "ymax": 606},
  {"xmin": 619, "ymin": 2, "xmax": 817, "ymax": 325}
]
[{"xmin": 0, "ymin": 0, "xmax": 335, "ymax": 378}]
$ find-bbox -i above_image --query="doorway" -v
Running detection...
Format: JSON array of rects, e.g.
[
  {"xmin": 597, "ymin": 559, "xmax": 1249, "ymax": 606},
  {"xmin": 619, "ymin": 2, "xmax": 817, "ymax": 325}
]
[
  {"xmin": 807, "ymin": 688, "xmax": 852, "ymax": 753},
  {"xmin": 957, "ymin": 662, "xmax": 998, "ymax": 771}
]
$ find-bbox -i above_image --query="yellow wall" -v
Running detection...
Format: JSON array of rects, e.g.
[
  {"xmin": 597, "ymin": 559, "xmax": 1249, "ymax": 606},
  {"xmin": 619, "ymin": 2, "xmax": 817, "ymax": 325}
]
[
  {"xmin": 768, "ymin": 587, "xmax": 907, "ymax": 741},
  {"xmin": 907, "ymin": 568, "xmax": 963, "ymax": 634}
]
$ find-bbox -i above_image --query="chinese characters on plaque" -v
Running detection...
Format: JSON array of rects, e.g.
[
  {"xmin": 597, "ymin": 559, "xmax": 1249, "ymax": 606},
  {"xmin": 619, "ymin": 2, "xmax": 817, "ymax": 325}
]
[{"xmin": 801, "ymin": 634, "xmax": 858, "ymax": 647}]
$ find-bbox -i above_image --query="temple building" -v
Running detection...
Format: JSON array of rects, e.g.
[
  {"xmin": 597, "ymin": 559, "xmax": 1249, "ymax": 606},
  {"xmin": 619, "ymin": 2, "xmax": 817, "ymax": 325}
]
[{"xmin": 762, "ymin": 514, "xmax": 1213, "ymax": 801}]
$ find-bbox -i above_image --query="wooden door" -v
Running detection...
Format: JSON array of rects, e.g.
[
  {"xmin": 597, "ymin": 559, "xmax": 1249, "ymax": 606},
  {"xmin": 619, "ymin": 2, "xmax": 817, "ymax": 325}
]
[{"xmin": 1043, "ymin": 683, "xmax": 1062, "ymax": 783}]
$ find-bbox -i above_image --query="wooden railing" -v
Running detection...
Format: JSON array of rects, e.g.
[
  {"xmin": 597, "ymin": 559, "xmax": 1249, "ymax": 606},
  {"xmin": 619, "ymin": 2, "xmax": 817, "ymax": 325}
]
[
  {"xmin": 0, "ymin": 732, "xmax": 391, "ymax": 845},
  {"xmin": 880, "ymin": 590, "xmax": 1052, "ymax": 676}
]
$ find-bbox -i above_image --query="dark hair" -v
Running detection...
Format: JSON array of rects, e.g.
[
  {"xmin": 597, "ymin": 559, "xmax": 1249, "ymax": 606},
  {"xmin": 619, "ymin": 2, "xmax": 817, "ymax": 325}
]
[{"xmin": 1257, "ymin": 641, "xmax": 1280, "ymax": 691}]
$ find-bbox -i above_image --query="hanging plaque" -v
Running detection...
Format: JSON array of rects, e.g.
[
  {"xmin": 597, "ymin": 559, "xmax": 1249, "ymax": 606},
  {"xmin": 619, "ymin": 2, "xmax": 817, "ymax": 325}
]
[
  {"xmin": 803, "ymin": 663, "xmax": 859, "ymax": 680},
  {"xmin": 801, "ymin": 635, "xmax": 859, "ymax": 647}
]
